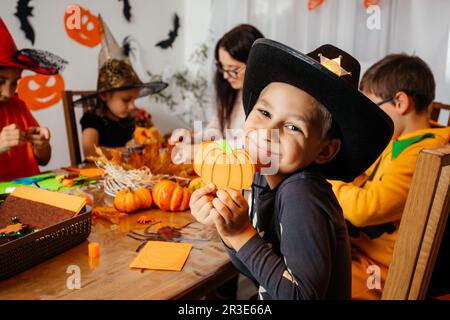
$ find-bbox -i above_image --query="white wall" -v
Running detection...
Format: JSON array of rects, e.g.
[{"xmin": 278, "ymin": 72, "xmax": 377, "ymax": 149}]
[
  {"xmin": 1, "ymin": 0, "xmax": 191, "ymax": 170},
  {"xmin": 8, "ymin": 1, "xmax": 447, "ymax": 173}
]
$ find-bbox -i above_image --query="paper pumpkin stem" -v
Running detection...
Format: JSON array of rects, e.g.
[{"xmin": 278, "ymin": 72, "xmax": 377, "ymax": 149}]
[{"xmin": 219, "ymin": 139, "xmax": 233, "ymax": 154}]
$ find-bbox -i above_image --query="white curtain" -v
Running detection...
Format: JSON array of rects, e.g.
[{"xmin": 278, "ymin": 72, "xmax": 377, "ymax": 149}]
[{"xmin": 208, "ymin": 0, "xmax": 450, "ymax": 105}]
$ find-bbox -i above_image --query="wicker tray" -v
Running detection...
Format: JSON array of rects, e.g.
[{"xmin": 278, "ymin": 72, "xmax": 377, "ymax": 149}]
[{"xmin": 0, "ymin": 194, "xmax": 92, "ymax": 281}]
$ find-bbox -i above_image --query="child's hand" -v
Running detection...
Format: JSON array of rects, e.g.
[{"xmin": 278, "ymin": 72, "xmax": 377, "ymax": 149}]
[
  {"xmin": 189, "ymin": 184, "xmax": 217, "ymax": 225},
  {"xmin": 26, "ymin": 127, "xmax": 50, "ymax": 150},
  {"xmin": 168, "ymin": 128, "xmax": 193, "ymax": 145},
  {"xmin": 0, "ymin": 124, "xmax": 26, "ymax": 154},
  {"xmin": 125, "ymin": 138, "xmax": 138, "ymax": 148},
  {"xmin": 211, "ymin": 188, "xmax": 256, "ymax": 251},
  {"xmin": 210, "ymin": 188, "xmax": 252, "ymax": 237}
]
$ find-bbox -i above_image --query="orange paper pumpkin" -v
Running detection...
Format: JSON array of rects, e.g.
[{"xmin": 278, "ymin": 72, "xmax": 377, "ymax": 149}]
[
  {"xmin": 18, "ymin": 74, "xmax": 65, "ymax": 111},
  {"xmin": 152, "ymin": 180, "xmax": 192, "ymax": 212},
  {"xmin": 364, "ymin": 0, "xmax": 380, "ymax": 9},
  {"xmin": 64, "ymin": 5, "xmax": 101, "ymax": 48},
  {"xmin": 308, "ymin": 0, "xmax": 325, "ymax": 11},
  {"xmin": 193, "ymin": 140, "xmax": 254, "ymax": 190}
]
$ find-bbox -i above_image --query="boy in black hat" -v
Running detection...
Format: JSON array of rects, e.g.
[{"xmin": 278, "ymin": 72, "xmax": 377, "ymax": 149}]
[{"xmin": 190, "ymin": 39, "xmax": 393, "ymax": 299}]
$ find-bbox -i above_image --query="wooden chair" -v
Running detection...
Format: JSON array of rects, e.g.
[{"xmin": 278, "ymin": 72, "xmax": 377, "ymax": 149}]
[
  {"xmin": 429, "ymin": 102, "xmax": 450, "ymax": 126},
  {"xmin": 61, "ymin": 90, "xmax": 96, "ymax": 166},
  {"xmin": 382, "ymin": 145, "xmax": 450, "ymax": 299}
]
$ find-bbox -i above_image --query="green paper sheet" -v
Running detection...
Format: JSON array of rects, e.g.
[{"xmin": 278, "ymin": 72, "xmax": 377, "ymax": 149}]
[{"xmin": 0, "ymin": 173, "xmax": 96, "ymax": 194}]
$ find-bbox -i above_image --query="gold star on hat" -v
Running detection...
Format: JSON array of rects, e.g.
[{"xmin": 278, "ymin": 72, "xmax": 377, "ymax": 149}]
[{"xmin": 319, "ymin": 54, "xmax": 351, "ymax": 77}]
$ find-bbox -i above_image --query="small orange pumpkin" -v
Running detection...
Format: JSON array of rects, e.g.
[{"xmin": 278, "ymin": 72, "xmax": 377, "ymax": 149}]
[
  {"xmin": 193, "ymin": 139, "xmax": 255, "ymax": 190},
  {"xmin": 64, "ymin": 5, "xmax": 101, "ymax": 48},
  {"xmin": 134, "ymin": 187, "xmax": 153, "ymax": 209},
  {"xmin": 152, "ymin": 180, "xmax": 192, "ymax": 212},
  {"xmin": 114, "ymin": 188, "xmax": 153, "ymax": 213},
  {"xmin": 18, "ymin": 74, "xmax": 65, "ymax": 111}
]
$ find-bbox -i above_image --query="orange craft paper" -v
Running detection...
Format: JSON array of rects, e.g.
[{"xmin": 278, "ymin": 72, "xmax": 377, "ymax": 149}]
[
  {"xmin": 11, "ymin": 186, "xmax": 86, "ymax": 216},
  {"xmin": 130, "ymin": 241, "xmax": 192, "ymax": 272},
  {"xmin": 62, "ymin": 167, "xmax": 104, "ymax": 178},
  {"xmin": 88, "ymin": 242, "xmax": 100, "ymax": 258}
]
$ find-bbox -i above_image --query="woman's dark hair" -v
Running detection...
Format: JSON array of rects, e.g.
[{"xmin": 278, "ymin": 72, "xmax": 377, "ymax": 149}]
[{"xmin": 214, "ymin": 24, "xmax": 264, "ymax": 133}]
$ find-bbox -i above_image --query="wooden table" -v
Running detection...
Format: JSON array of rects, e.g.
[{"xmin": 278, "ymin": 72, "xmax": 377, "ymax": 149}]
[{"xmin": 0, "ymin": 182, "xmax": 238, "ymax": 299}]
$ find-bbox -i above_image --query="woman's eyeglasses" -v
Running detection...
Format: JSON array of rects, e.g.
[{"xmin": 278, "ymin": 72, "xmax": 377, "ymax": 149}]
[{"xmin": 216, "ymin": 62, "xmax": 245, "ymax": 79}]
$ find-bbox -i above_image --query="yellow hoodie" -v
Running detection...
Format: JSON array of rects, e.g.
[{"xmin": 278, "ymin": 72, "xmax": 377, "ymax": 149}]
[{"xmin": 330, "ymin": 125, "xmax": 450, "ymax": 269}]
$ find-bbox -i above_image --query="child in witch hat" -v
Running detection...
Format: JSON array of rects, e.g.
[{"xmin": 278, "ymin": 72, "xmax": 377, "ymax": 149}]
[
  {"xmin": 190, "ymin": 39, "xmax": 393, "ymax": 299},
  {"xmin": 0, "ymin": 18, "xmax": 67, "ymax": 181},
  {"xmin": 77, "ymin": 16, "xmax": 167, "ymax": 158}
]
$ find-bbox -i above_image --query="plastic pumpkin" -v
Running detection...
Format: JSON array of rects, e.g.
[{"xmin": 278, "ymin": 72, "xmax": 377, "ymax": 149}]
[
  {"xmin": 152, "ymin": 180, "xmax": 192, "ymax": 212},
  {"xmin": 114, "ymin": 188, "xmax": 153, "ymax": 213},
  {"xmin": 64, "ymin": 5, "xmax": 101, "ymax": 48},
  {"xmin": 18, "ymin": 74, "xmax": 65, "ymax": 111},
  {"xmin": 193, "ymin": 140, "xmax": 254, "ymax": 190}
]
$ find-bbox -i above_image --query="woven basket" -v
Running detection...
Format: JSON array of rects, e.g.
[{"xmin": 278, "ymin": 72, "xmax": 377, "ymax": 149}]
[{"xmin": 0, "ymin": 194, "xmax": 92, "ymax": 281}]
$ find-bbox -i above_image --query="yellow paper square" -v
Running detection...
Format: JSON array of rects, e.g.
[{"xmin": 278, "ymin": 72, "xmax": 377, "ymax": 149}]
[{"xmin": 129, "ymin": 241, "xmax": 192, "ymax": 271}]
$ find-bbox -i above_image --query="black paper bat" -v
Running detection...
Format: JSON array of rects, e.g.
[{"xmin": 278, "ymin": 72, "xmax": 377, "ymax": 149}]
[
  {"xmin": 14, "ymin": 0, "xmax": 35, "ymax": 45},
  {"xmin": 118, "ymin": 0, "xmax": 132, "ymax": 22},
  {"xmin": 155, "ymin": 13, "xmax": 180, "ymax": 49},
  {"xmin": 122, "ymin": 35, "xmax": 133, "ymax": 57}
]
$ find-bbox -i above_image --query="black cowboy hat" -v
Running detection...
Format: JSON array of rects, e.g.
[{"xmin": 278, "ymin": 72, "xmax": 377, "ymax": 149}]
[{"xmin": 243, "ymin": 39, "xmax": 394, "ymax": 182}]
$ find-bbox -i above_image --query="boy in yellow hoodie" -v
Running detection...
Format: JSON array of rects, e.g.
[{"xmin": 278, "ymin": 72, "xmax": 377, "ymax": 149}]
[{"xmin": 330, "ymin": 54, "xmax": 450, "ymax": 299}]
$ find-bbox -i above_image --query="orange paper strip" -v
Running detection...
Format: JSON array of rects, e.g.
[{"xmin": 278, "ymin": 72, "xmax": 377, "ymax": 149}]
[
  {"xmin": 11, "ymin": 186, "xmax": 86, "ymax": 215},
  {"xmin": 88, "ymin": 242, "xmax": 100, "ymax": 258}
]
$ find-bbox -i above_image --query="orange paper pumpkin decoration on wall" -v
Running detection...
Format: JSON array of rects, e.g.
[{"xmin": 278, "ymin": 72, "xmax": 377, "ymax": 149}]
[
  {"xmin": 152, "ymin": 180, "xmax": 192, "ymax": 212},
  {"xmin": 64, "ymin": 5, "xmax": 101, "ymax": 48},
  {"xmin": 308, "ymin": 0, "xmax": 325, "ymax": 11},
  {"xmin": 18, "ymin": 74, "xmax": 65, "ymax": 111},
  {"xmin": 193, "ymin": 140, "xmax": 255, "ymax": 190},
  {"xmin": 364, "ymin": 0, "xmax": 380, "ymax": 9}
]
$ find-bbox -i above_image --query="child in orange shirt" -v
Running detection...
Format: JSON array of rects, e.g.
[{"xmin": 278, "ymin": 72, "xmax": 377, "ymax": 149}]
[{"xmin": 0, "ymin": 18, "xmax": 66, "ymax": 181}]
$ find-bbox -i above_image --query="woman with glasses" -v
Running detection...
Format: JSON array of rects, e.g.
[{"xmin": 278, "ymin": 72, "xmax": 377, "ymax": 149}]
[
  {"xmin": 210, "ymin": 24, "xmax": 264, "ymax": 135},
  {"xmin": 169, "ymin": 24, "xmax": 264, "ymax": 160}
]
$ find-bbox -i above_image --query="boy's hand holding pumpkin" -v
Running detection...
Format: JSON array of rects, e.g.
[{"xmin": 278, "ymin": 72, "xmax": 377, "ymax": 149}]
[
  {"xmin": 210, "ymin": 188, "xmax": 257, "ymax": 251},
  {"xmin": 189, "ymin": 184, "xmax": 216, "ymax": 225}
]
